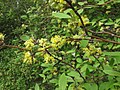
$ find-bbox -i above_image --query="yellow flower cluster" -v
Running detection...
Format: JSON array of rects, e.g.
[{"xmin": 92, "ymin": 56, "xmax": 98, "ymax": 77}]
[
  {"xmin": 39, "ymin": 38, "xmax": 48, "ymax": 47},
  {"xmin": 0, "ymin": 33, "xmax": 4, "ymax": 41},
  {"xmin": 54, "ymin": 0, "xmax": 76, "ymax": 3},
  {"xmin": 43, "ymin": 53, "xmax": 55, "ymax": 63},
  {"xmin": 55, "ymin": 0, "xmax": 65, "ymax": 3},
  {"xmin": 24, "ymin": 38, "xmax": 34, "ymax": 50},
  {"xmin": 83, "ymin": 44, "xmax": 102, "ymax": 57},
  {"xmin": 51, "ymin": 35, "xmax": 66, "ymax": 49},
  {"xmin": 78, "ymin": 15, "xmax": 90, "ymax": 26},
  {"xmin": 23, "ymin": 51, "xmax": 36, "ymax": 64}
]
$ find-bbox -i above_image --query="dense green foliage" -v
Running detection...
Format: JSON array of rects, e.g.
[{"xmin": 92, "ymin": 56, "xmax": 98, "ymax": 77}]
[{"xmin": 0, "ymin": 0, "xmax": 120, "ymax": 90}]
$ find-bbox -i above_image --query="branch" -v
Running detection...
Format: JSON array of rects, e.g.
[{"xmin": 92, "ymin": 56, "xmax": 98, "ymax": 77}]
[
  {"xmin": 45, "ymin": 49, "xmax": 87, "ymax": 82},
  {"xmin": 65, "ymin": 0, "xmax": 89, "ymax": 36},
  {"xmin": 91, "ymin": 35, "xmax": 120, "ymax": 44},
  {"xmin": 0, "ymin": 44, "xmax": 29, "ymax": 51},
  {"xmin": 67, "ymin": 37, "xmax": 120, "ymax": 44},
  {"xmin": 88, "ymin": 30, "xmax": 120, "ymax": 38}
]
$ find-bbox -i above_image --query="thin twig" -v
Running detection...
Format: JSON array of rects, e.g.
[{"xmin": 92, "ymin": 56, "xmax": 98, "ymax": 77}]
[
  {"xmin": 45, "ymin": 49, "xmax": 86, "ymax": 82},
  {"xmin": 91, "ymin": 35, "xmax": 120, "ymax": 44},
  {"xmin": 0, "ymin": 44, "xmax": 29, "ymax": 51},
  {"xmin": 65, "ymin": 0, "xmax": 89, "ymax": 36},
  {"xmin": 88, "ymin": 30, "xmax": 120, "ymax": 38},
  {"xmin": 67, "ymin": 37, "xmax": 120, "ymax": 44},
  {"xmin": 94, "ymin": 55, "xmax": 104, "ymax": 69}
]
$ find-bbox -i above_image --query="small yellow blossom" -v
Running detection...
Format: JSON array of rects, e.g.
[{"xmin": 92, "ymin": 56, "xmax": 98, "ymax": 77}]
[
  {"xmin": 44, "ymin": 53, "xmax": 55, "ymax": 63},
  {"xmin": 24, "ymin": 38, "xmax": 34, "ymax": 50},
  {"xmin": 39, "ymin": 38, "xmax": 48, "ymax": 47},
  {"xmin": 55, "ymin": 0, "xmax": 65, "ymax": 3},
  {"xmin": 51, "ymin": 35, "xmax": 61, "ymax": 44},
  {"xmin": 73, "ymin": 34, "xmax": 80, "ymax": 39},
  {"xmin": 96, "ymin": 48, "xmax": 102, "ymax": 55},
  {"xmin": 0, "ymin": 33, "xmax": 4, "ymax": 40},
  {"xmin": 23, "ymin": 51, "xmax": 36, "ymax": 64},
  {"xmin": 78, "ymin": 15, "xmax": 89, "ymax": 26},
  {"xmin": 51, "ymin": 35, "xmax": 66, "ymax": 49}
]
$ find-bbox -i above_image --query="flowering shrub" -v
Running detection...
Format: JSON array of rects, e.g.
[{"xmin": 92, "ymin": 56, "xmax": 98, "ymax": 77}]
[{"xmin": 0, "ymin": 0, "xmax": 120, "ymax": 90}]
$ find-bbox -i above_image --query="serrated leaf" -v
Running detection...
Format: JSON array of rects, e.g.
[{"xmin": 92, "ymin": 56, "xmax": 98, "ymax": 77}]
[
  {"xmin": 59, "ymin": 73, "xmax": 67, "ymax": 90},
  {"xmin": 52, "ymin": 12, "xmax": 71, "ymax": 19}
]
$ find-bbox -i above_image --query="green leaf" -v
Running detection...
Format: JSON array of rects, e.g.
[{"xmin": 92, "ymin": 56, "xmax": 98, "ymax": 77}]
[
  {"xmin": 83, "ymin": 83, "xmax": 98, "ymax": 90},
  {"xmin": 52, "ymin": 12, "xmax": 71, "ymax": 19},
  {"xmin": 59, "ymin": 73, "xmax": 67, "ymax": 90},
  {"xmin": 78, "ymin": 9, "xmax": 84, "ymax": 14},
  {"xmin": 92, "ymin": 83, "xmax": 98, "ymax": 90},
  {"xmin": 66, "ymin": 76, "xmax": 74, "ymax": 82},
  {"xmin": 35, "ymin": 83, "xmax": 40, "ymax": 90},
  {"xmin": 67, "ymin": 71, "xmax": 80, "ymax": 78},
  {"xmin": 103, "ymin": 52, "xmax": 120, "ymax": 56},
  {"xmin": 114, "ymin": 56, "xmax": 120, "ymax": 64},
  {"xmin": 64, "ymin": 8, "xmax": 72, "ymax": 14},
  {"xmin": 78, "ymin": 2, "xmax": 86, "ymax": 6},
  {"xmin": 21, "ymin": 15, "xmax": 27, "ymax": 19},
  {"xmin": 103, "ymin": 70, "xmax": 120, "ymax": 76},
  {"xmin": 66, "ymin": 49, "xmax": 75, "ymax": 54},
  {"xmin": 81, "ymin": 64, "xmax": 88, "ymax": 72},
  {"xmin": 49, "ymin": 79, "xmax": 58, "ymax": 84},
  {"xmin": 105, "ymin": 22, "xmax": 114, "ymax": 25},
  {"xmin": 99, "ymin": 82, "xmax": 114, "ymax": 90},
  {"xmin": 109, "ymin": 58, "xmax": 115, "ymax": 66},
  {"xmin": 76, "ymin": 58, "xmax": 82, "ymax": 63},
  {"xmin": 80, "ymin": 40, "xmax": 89, "ymax": 48},
  {"xmin": 83, "ymin": 83, "xmax": 91, "ymax": 90},
  {"xmin": 114, "ymin": 0, "xmax": 120, "ymax": 3},
  {"xmin": 20, "ymin": 35, "xmax": 30, "ymax": 41},
  {"xmin": 68, "ymin": 84, "xmax": 74, "ymax": 90}
]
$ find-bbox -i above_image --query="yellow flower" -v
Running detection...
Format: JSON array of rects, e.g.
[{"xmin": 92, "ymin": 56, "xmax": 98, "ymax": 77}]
[
  {"xmin": 96, "ymin": 48, "xmax": 102, "ymax": 55},
  {"xmin": 51, "ymin": 35, "xmax": 66, "ymax": 49},
  {"xmin": 23, "ymin": 51, "xmax": 36, "ymax": 64},
  {"xmin": 60, "ymin": 0, "xmax": 64, "ymax": 3},
  {"xmin": 0, "ymin": 33, "xmax": 4, "ymax": 40},
  {"xmin": 78, "ymin": 15, "xmax": 89, "ymax": 26},
  {"xmin": 24, "ymin": 38, "xmax": 34, "ymax": 50},
  {"xmin": 39, "ymin": 38, "xmax": 47, "ymax": 47},
  {"xmin": 73, "ymin": 34, "xmax": 80, "ymax": 39},
  {"xmin": 51, "ymin": 35, "xmax": 61, "ymax": 44},
  {"xmin": 44, "ymin": 53, "xmax": 55, "ymax": 63}
]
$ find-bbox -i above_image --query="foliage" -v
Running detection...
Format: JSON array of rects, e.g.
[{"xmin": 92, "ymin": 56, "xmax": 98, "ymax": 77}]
[{"xmin": 0, "ymin": 0, "xmax": 120, "ymax": 90}]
